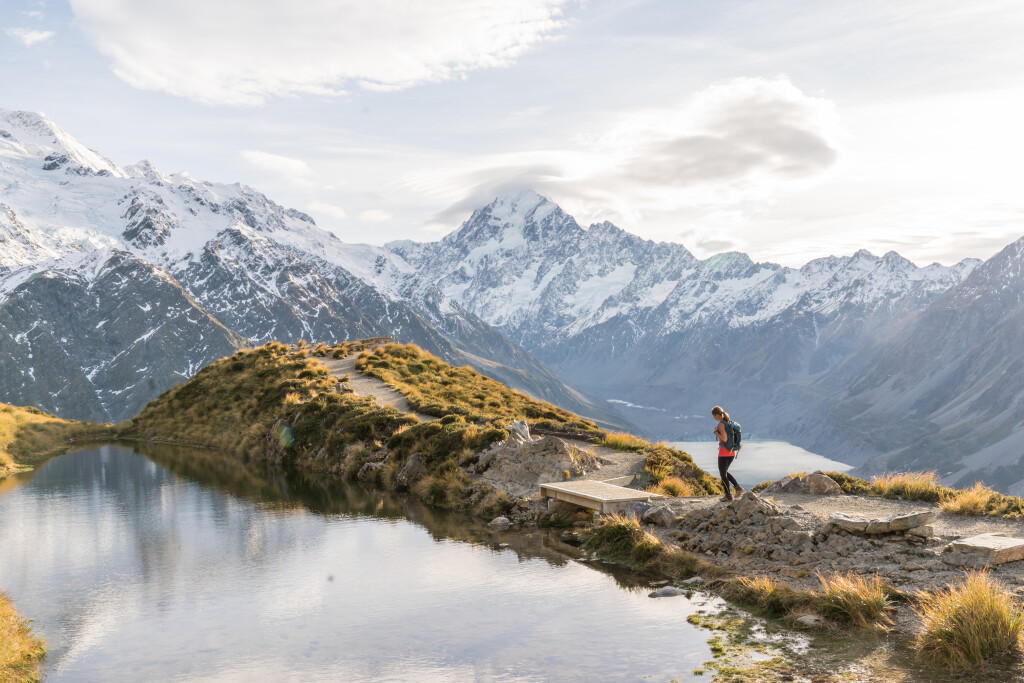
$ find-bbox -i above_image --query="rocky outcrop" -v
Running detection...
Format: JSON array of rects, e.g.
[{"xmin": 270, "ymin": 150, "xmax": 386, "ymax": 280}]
[
  {"xmin": 760, "ymin": 472, "xmax": 842, "ymax": 496},
  {"xmin": 476, "ymin": 433, "xmax": 599, "ymax": 497}
]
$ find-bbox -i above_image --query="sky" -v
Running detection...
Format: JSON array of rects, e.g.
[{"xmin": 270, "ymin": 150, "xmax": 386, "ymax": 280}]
[{"xmin": 2, "ymin": 0, "xmax": 1024, "ymax": 267}]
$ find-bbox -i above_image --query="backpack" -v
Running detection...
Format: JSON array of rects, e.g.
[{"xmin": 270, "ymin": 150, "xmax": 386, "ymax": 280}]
[{"xmin": 723, "ymin": 420, "xmax": 742, "ymax": 451}]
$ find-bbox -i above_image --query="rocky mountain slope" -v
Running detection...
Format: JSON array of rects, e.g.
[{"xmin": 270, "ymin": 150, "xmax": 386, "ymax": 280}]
[
  {"xmin": 0, "ymin": 110, "xmax": 625, "ymax": 426},
  {"xmin": 387, "ymin": 191, "xmax": 1024, "ymax": 489}
]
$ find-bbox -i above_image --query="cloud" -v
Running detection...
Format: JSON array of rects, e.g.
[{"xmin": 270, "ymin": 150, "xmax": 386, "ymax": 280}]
[
  {"xmin": 359, "ymin": 210, "xmax": 392, "ymax": 223},
  {"xmin": 307, "ymin": 201, "xmax": 347, "ymax": 221},
  {"xmin": 6, "ymin": 27, "xmax": 55, "ymax": 47},
  {"xmin": 406, "ymin": 76, "xmax": 843, "ymax": 233},
  {"xmin": 240, "ymin": 150, "xmax": 312, "ymax": 178},
  {"xmin": 67, "ymin": 0, "xmax": 575, "ymax": 105}
]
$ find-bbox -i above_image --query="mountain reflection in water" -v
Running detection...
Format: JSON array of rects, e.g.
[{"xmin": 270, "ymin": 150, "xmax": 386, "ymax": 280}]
[{"xmin": 0, "ymin": 444, "xmax": 718, "ymax": 681}]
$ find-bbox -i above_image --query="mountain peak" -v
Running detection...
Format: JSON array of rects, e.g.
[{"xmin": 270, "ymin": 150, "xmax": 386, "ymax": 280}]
[
  {"xmin": 482, "ymin": 189, "xmax": 550, "ymax": 222},
  {"xmin": 0, "ymin": 109, "xmax": 124, "ymax": 178}
]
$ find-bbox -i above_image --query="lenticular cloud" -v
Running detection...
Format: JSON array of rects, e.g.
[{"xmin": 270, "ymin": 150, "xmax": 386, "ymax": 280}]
[{"xmin": 68, "ymin": 0, "xmax": 574, "ymax": 105}]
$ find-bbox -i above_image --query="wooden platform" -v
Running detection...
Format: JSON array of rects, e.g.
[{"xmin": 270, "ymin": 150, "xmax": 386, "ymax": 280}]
[{"xmin": 540, "ymin": 480, "xmax": 663, "ymax": 513}]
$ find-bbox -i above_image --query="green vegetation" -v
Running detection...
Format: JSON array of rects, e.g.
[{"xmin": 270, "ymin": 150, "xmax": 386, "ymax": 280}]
[
  {"xmin": 725, "ymin": 576, "xmax": 814, "ymax": 618},
  {"xmin": 815, "ymin": 572, "xmax": 893, "ymax": 629},
  {"xmin": 356, "ymin": 343, "xmax": 605, "ymax": 437},
  {"xmin": 644, "ymin": 443, "xmax": 722, "ymax": 496},
  {"xmin": 0, "ymin": 403, "xmax": 112, "ymax": 479},
  {"xmin": 0, "ymin": 593, "xmax": 45, "ymax": 683},
  {"xmin": 915, "ymin": 570, "xmax": 1024, "ymax": 672}
]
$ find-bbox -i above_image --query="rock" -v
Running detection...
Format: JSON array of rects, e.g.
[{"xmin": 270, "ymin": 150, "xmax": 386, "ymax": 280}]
[
  {"xmin": 396, "ymin": 452, "xmax": 426, "ymax": 487},
  {"xmin": 683, "ymin": 576, "xmax": 704, "ymax": 584},
  {"xmin": 907, "ymin": 525, "xmax": 935, "ymax": 538},
  {"xmin": 887, "ymin": 511, "xmax": 937, "ymax": 532},
  {"xmin": 624, "ymin": 501, "xmax": 653, "ymax": 520},
  {"xmin": 479, "ymin": 435, "xmax": 599, "ymax": 497},
  {"xmin": 508, "ymin": 419, "xmax": 532, "ymax": 441},
  {"xmin": 642, "ymin": 505, "xmax": 677, "ymax": 527},
  {"xmin": 488, "ymin": 516, "xmax": 512, "ymax": 529},
  {"xmin": 648, "ymin": 586, "xmax": 687, "ymax": 598},
  {"xmin": 796, "ymin": 615, "xmax": 822, "ymax": 626},
  {"xmin": 805, "ymin": 472, "xmax": 842, "ymax": 496},
  {"xmin": 356, "ymin": 461, "xmax": 385, "ymax": 481},
  {"xmin": 830, "ymin": 513, "xmax": 869, "ymax": 533},
  {"xmin": 946, "ymin": 533, "xmax": 1024, "ymax": 566}
]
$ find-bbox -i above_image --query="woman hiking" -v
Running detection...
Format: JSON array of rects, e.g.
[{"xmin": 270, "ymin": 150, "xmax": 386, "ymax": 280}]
[{"xmin": 712, "ymin": 406, "xmax": 744, "ymax": 501}]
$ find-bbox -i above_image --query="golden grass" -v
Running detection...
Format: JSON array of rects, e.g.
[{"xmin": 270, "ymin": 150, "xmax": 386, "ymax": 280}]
[
  {"xmin": 870, "ymin": 471, "xmax": 946, "ymax": 503},
  {"xmin": 650, "ymin": 476, "xmax": 696, "ymax": 497},
  {"xmin": 644, "ymin": 443, "xmax": 722, "ymax": 496},
  {"xmin": 355, "ymin": 343, "xmax": 605, "ymax": 437},
  {"xmin": 915, "ymin": 570, "xmax": 1024, "ymax": 671},
  {"xmin": 815, "ymin": 573, "xmax": 893, "ymax": 629},
  {"xmin": 599, "ymin": 431, "xmax": 648, "ymax": 452},
  {"xmin": 0, "ymin": 593, "xmax": 45, "ymax": 683},
  {"xmin": 0, "ymin": 404, "xmax": 111, "ymax": 479},
  {"xmin": 726, "ymin": 576, "xmax": 816, "ymax": 618},
  {"xmin": 941, "ymin": 482, "xmax": 1001, "ymax": 515}
]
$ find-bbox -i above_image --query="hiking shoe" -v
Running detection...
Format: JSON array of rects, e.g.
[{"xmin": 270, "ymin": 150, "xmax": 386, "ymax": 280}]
[
  {"xmin": 734, "ymin": 484, "xmax": 745, "ymax": 494},
  {"xmin": 720, "ymin": 495, "xmax": 733, "ymax": 502}
]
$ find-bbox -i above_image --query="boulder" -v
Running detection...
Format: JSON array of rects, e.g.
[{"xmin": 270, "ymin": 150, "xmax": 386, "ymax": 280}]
[
  {"xmin": 479, "ymin": 436, "xmax": 599, "ymax": 497},
  {"xmin": 805, "ymin": 473, "xmax": 842, "ymax": 496},
  {"xmin": 946, "ymin": 533, "xmax": 1024, "ymax": 566},
  {"xmin": 648, "ymin": 586, "xmax": 687, "ymax": 598},
  {"xmin": 508, "ymin": 419, "xmax": 532, "ymax": 441},
  {"xmin": 642, "ymin": 505, "xmax": 677, "ymax": 527},
  {"xmin": 396, "ymin": 452, "xmax": 426, "ymax": 487},
  {"xmin": 357, "ymin": 461, "xmax": 385, "ymax": 481},
  {"xmin": 488, "ymin": 516, "xmax": 512, "ymax": 529}
]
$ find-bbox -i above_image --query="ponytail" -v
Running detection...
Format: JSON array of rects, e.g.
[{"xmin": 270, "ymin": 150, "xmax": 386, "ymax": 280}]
[{"xmin": 711, "ymin": 405, "xmax": 730, "ymax": 421}]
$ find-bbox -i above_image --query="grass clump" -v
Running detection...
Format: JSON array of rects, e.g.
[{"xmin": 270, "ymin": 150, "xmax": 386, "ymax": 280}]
[
  {"xmin": 870, "ymin": 471, "xmax": 948, "ymax": 503},
  {"xmin": 644, "ymin": 443, "xmax": 721, "ymax": 496},
  {"xmin": 915, "ymin": 570, "xmax": 1024, "ymax": 671},
  {"xmin": 598, "ymin": 431, "xmax": 648, "ymax": 452},
  {"xmin": 815, "ymin": 573, "xmax": 893, "ymax": 629},
  {"xmin": 355, "ymin": 343, "xmax": 604, "ymax": 438},
  {"xmin": 650, "ymin": 476, "xmax": 696, "ymax": 497},
  {"xmin": 0, "ymin": 593, "xmax": 45, "ymax": 683},
  {"xmin": 726, "ymin": 576, "xmax": 814, "ymax": 618},
  {"xmin": 0, "ymin": 404, "xmax": 111, "ymax": 479},
  {"xmin": 582, "ymin": 514, "xmax": 663, "ymax": 567}
]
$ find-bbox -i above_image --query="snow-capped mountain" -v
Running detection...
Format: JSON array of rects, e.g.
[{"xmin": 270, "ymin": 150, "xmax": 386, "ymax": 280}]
[
  {"xmin": 387, "ymin": 191, "xmax": 1024, "ymax": 487},
  {"xmin": 0, "ymin": 110, "xmax": 626, "ymax": 426}
]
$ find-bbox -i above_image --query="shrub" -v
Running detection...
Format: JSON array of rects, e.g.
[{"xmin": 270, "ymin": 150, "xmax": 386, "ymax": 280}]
[
  {"xmin": 815, "ymin": 573, "xmax": 893, "ymax": 628},
  {"xmin": 821, "ymin": 471, "xmax": 872, "ymax": 495},
  {"xmin": 915, "ymin": 570, "xmax": 1024, "ymax": 671}
]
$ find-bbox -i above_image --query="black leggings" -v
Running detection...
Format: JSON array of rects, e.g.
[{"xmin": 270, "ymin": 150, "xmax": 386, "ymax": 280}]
[{"xmin": 718, "ymin": 456, "xmax": 740, "ymax": 495}]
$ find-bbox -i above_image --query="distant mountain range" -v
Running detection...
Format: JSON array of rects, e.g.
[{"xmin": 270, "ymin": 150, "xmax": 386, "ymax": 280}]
[
  {"xmin": 0, "ymin": 109, "xmax": 626, "ymax": 429},
  {"xmin": 2, "ymin": 109, "xmax": 1022, "ymax": 491}
]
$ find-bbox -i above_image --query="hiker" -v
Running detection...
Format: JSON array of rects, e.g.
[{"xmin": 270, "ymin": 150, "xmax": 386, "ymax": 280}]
[{"xmin": 712, "ymin": 405, "xmax": 743, "ymax": 501}]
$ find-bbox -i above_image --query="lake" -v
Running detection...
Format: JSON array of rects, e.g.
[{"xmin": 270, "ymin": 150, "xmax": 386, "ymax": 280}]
[
  {"xmin": 0, "ymin": 444, "xmax": 731, "ymax": 682},
  {"xmin": 670, "ymin": 440, "xmax": 852, "ymax": 485}
]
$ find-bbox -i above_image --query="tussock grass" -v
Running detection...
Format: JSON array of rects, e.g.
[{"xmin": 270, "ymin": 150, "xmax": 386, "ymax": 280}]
[
  {"xmin": 821, "ymin": 471, "xmax": 872, "ymax": 495},
  {"xmin": 0, "ymin": 593, "xmax": 45, "ymax": 683},
  {"xmin": 726, "ymin": 576, "xmax": 815, "ymax": 618},
  {"xmin": 871, "ymin": 471, "xmax": 945, "ymax": 502},
  {"xmin": 598, "ymin": 431, "xmax": 648, "ymax": 452},
  {"xmin": 583, "ymin": 514, "xmax": 725, "ymax": 579},
  {"xmin": 915, "ymin": 570, "xmax": 1024, "ymax": 671},
  {"xmin": 815, "ymin": 573, "xmax": 893, "ymax": 629},
  {"xmin": 0, "ymin": 404, "xmax": 111, "ymax": 479},
  {"xmin": 355, "ymin": 343, "xmax": 605, "ymax": 437},
  {"xmin": 650, "ymin": 476, "xmax": 696, "ymax": 497},
  {"xmin": 644, "ymin": 444, "xmax": 722, "ymax": 496},
  {"xmin": 941, "ymin": 482, "xmax": 1001, "ymax": 515}
]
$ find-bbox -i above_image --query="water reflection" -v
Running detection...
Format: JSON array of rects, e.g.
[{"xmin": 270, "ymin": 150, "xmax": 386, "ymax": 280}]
[{"xmin": 0, "ymin": 445, "xmax": 717, "ymax": 682}]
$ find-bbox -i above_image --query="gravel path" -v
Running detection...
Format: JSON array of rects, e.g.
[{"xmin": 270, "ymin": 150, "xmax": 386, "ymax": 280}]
[
  {"xmin": 564, "ymin": 439, "xmax": 648, "ymax": 486},
  {"xmin": 320, "ymin": 355, "xmax": 437, "ymax": 423}
]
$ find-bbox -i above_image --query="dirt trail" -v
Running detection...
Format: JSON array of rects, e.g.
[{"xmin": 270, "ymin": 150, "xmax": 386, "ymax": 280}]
[{"xmin": 320, "ymin": 355, "xmax": 437, "ymax": 423}]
